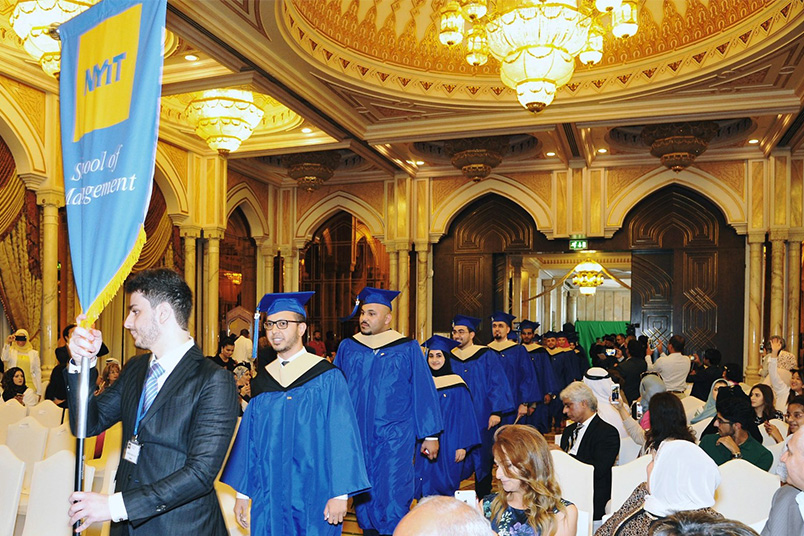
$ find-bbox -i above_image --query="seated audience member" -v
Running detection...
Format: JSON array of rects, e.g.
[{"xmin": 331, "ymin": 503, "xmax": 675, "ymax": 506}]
[
  {"xmin": 596, "ymin": 440, "xmax": 722, "ymax": 536},
  {"xmin": 764, "ymin": 395, "xmax": 804, "ymax": 481},
  {"xmin": 46, "ymin": 323, "xmax": 75, "ymax": 408},
  {"xmin": 615, "ymin": 391, "xmax": 696, "ymax": 455},
  {"xmin": 645, "ymin": 335, "xmax": 691, "ymax": 394},
  {"xmin": 635, "ymin": 373, "xmax": 666, "ymax": 430},
  {"xmin": 722, "ymin": 362, "xmax": 744, "ymax": 384},
  {"xmin": 649, "ymin": 511, "xmax": 759, "ymax": 536},
  {"xmin": 415, "ymin": 335, "xmax": 480, "ymax": 499},
  {"xmin": 1, "ymin": 366, "xmax": 38, "ymax": 405},
  {"xmin": 482, "ymin": 425, "xmax": 578, "ymax": 536},
  {"xmin": 691, "ymin": 379, "xmax": 730, "ymax": 439},
  {"xmin": 394, "ymin": 496, "xmax": 494, "ymax": 536},
  {"xmin": 687, "ymin": 348, "xmax": 724, "ymax": 402},
  {"xmin": 583, "ymin": 367, "xmax": 628, "ymax": 438},
  {"xmin": 209, "ymin": 336, "xmax": 237, "ymax": 372},
  {"xmin": 618, "ymin": 340, "xmax": 647, "ymax": 404},
  {"xmin": 95, "ymin": 358, "xmax": 121, "ymax": 395},
  {"xmin": 559, "ymin": 382, "xmax": 620, "ymax": 520},
  {"xmin": 762, "ymin": 428, "xmax": 804, "ymax": 536},
  {"xmin": 750, "ymin": 383, "xmax": 783, "ymax": 425},
  {"xmin": 787, "ymin": 369, "xmax": 804, "ymax": 406},
  {"xmin": 699, "ymin": 387, "xmax": 773, "ymax": 470},
  {"xmin": 763, "ymin": 337, "xmax": 796, "ymax": 414}
]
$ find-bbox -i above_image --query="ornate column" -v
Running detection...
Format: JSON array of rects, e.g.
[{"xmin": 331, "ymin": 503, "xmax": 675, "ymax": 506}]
[
  {"xmin": 397, "ymin": 244, "xmax": 411, "ymax": 336},
  {"xmin": 180, "ymin": 226, "xmax": 200, "ymax": 338},
  {"xmin": 788, "ymin": 233, "xmax": 803, "ymax": 359},
  {"xmin": 746, "ymin": 233, "xmax": 765, "ymax": 385},
  {"xmin": 37, "ymin": 190, "xmax": 63, "ymax": 371},
  {"xmin": 414, "ymin": 242, "xmax": 430, "ymax": 341},
  {"xmin": 567, "ymin": 291, "xmax": 578, "ymax": 324},
  {"xmin": 257, "ymin": 240, "xmax": 275, "ymax": 296},
  {"xmin": 510, "ymin": 256, "xmax": 523, "ymax": 320},
  {"xmin": 542, "ymin": 280, "xmax": 552, "ymax": 331},
  {"xmin": 203, "ymin": 229, "xmax": 224, "ymax": 356},
  {"xmin": 769, "ymin": 230, "xmax": 788, "ymax": 337},
  {"xmin": 280, "ymin": 246, "xmax": 299, "ymax": 293}
]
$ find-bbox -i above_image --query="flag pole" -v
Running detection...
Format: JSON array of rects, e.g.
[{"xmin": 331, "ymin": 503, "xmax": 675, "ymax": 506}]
[{"xmin": 73, "ymin": 355, "xmax": 92, "ymax": 534}]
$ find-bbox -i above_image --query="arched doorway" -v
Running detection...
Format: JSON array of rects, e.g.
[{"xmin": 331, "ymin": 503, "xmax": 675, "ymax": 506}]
[
  {"xmin": 300, "ymin": 210, "xmax": 389, "ymax": 343},
  {"xmin": 220, "ymin": 206, "xmax": 257, "ymax": 334},
  {"xmin": 621, "ymin": 185, "xmax": 745, "ymax": 360}
]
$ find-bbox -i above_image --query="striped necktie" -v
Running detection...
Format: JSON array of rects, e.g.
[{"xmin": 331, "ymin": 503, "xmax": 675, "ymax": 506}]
[
  {"xmin": 568, "ymin": 422, "xmax": 584, "ymax": 451},
  {"xmin": 142, "ymin": 360, "xmax": 165, "ymax": 414}
]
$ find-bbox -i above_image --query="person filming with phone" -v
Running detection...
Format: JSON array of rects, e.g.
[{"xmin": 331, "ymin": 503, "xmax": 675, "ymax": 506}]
[{"xmin": 645, "ymin": 335, "xmax": 692, "ymax": 396}]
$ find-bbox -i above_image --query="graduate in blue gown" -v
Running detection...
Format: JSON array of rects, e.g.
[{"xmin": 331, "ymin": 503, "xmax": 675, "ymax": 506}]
[
  {"xmin": 334, "ymin": 287, "xmax": 442, "ymax": 536},
  {"xmin": 539, "ymin": 331, "xmax": 575, "ymax": 431},
  {"xmin": 449, "ymin": 314, "xmax": 514, "ymax": 499},
  {"xmin": 415, "ymin": 335, "xmax": 481, "ymax": 498},
  {"xmin": 222, "ymin": 291, "xmax": 370, "ymax": 536},
  {"xmin": 486, "ymin": 311, "xmax": 542, "ymax": 426}
]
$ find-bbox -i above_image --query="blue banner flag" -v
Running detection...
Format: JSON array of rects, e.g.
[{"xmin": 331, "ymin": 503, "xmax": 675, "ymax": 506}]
[{"xmin": 59, "ymin": 0, "xmax": 166, "ymax": 323}]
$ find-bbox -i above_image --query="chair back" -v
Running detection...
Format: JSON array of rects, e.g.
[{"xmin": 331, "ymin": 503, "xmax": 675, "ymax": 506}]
[
  {"xmin": 617, "ymin": 436, "xmax": 641, "ymax": 466},
  {"xmin": 681, "ymin": 396, "xmax": 705, "ymax": 422},
  {"xmin": 6, "ymin": 416, "xmax": 48, "ymax": 490},
  {"xmin": 45, "ymin": 422, "xmax": 77, "ymax": 458},
  {"xmin": 610, "ymin": 454, "xmax": 651, "ymax": 514},
  {"xmin": 0, "ymin": 399, "xmax": 27, "ymax": 443},
  {"xmin": 86, "ymin": 422, "xmax": 123, "ymax": 489},
  {"xmin": 20, "ymin": 450, "xmax": 94, "ymax": 536},
  {"xmin": 767, "ymin": 440, "xmax": 786, "ymax": 474},
  {"xmin": 759, "ymin": 419, "xmax": 788, "ymax": 447},
  {"xmin": 714, "ymin": 458, "xmax": 780, "ymax": 526},
  {"xmin": 551, "ymin": 450, "xmax": 594, "ymax": 536},
  {"xmin": 0, "ymin": 445, "xmax": 25, "ymax": 536},
  {"xmin": 28, "ymin": 400, "xmax": 64, "ymax": 428},
  {"xmin": 691, "ymin": 418, "xmax": 710, "ymax": 443}
]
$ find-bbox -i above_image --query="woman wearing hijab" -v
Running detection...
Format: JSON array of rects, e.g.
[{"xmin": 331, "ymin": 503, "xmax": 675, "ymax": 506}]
[
  {"xmin": 691, "ymin": 378, "xmax": 730, "ymax": 439},
  {"xmin": 2, "ymin": 329, "xmax": 41, "ymax": 395},
  {"xmin": 1, "ymin": 366, "xmax": 38, "ymax": 406},
  {"xmin": 637, "ymin": 373, "xmax": 666, "ymax": 430},
  {"xmin": 415, "ymin": 334, "xmax": 481, "ymax": 498},
  {"xmin": 583, "ymin": 367, "xmax": 628, "ymax": 438},
  {"xmin": 594, "ymin": 440, "xmax": 722, "ymax": 536}
]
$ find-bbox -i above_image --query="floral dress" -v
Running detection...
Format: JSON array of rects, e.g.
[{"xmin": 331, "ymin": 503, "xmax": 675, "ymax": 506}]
[{"xmin": 482, "ymin": 494, "xmax": 573, "ymax": 536}]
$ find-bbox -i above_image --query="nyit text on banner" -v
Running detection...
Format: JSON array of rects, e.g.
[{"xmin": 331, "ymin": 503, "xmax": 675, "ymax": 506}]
[{"xmin": 59, "ymin": 0, "xmax": 166, "ymax": 323}]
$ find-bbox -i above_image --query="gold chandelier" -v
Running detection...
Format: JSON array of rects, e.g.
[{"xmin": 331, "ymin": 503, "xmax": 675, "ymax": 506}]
[
  {"xmin": 285, "ymin": 151, "xmax": 342, "ymax": 192},
  {"xmin": 9, "ymin": 0, "xmax": 99, "ymax": 78},
  {"xmin": 641, "ymin": 122, "xmax": 720, "ymax": 172},
  {"xmin": 444, "ymin": 136, "xmax": 509, "ymax": 181},
  {"xmin": 572, "ymin": 260, "xmax": 604, "ymax": 295},
  {"xmin": 185, "ymin": 89, "xmax": 265, "ymax": 154},
  {"xmin": 439, "ymin": 0, "xmax": 639, "ymax": 113}
]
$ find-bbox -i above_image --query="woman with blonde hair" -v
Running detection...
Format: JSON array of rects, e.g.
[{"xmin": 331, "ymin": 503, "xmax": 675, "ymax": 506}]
[{"xmin": 482, "ymin": 425, "xmax": 577, "ymax": 536}]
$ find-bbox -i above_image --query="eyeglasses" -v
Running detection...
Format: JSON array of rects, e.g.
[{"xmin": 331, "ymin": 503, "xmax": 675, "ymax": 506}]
[
  {"xmin": 264, "ymin": 319, "xmax": 305, "ymax": 330},
  {"xmin": 715, "ymin": 415, "xmax": 733, "ymax": 426},
  {"xmin": 451, "ymin": 329, "xmax": 469, "ymax": 335}
]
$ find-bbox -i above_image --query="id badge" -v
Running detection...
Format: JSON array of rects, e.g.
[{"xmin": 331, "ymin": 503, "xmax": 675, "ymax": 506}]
[{"xmin": 124, "ymin": 437, "xmax": 142, "ymax": 464}]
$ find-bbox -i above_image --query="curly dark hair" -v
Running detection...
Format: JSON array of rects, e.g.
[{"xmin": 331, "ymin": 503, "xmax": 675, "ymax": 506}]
[{"xmin": 644, "ymin": 392, "xmax": 696, "ymax": 451}]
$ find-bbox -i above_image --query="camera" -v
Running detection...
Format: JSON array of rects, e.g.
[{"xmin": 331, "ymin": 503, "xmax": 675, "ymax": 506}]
[{"xmin": 14, "ymin": 335, "xmax": 26, "ymax": 342}]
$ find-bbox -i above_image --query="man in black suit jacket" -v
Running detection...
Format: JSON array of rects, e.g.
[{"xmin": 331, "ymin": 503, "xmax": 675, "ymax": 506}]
[
  {"xmin": 66, "ymin": 268, "xmax": 239, "ymax": 535},
  {"xmin": 559, "ymin": 381, "xmax": 620, "ymax": 521}
]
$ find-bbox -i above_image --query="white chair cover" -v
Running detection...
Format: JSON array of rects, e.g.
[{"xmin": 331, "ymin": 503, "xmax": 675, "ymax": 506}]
[
  {"xmin": 681, "ymin": 396, "xmax": 705, "ymax": 423},
  {"xmin": 87, "ymin": 422, "xmax": 123, "ymax": 491},
  {"xmin": 551, "ymin": 450, "xmax": 594, "ymax": 536},
  {"xmin": 28, "ymin": 399, "xmax": 64, "ymax": 428},
  {"xmin": 6, "ymin": 416, "xmax": 47, "ymax": 491},
  {"xmin": 767, "ymin": 440, "xmax": 787, "ymax": 476},
  {"xmin": 759, "ymin": 418, "xmax": 788, "ymax": 447},
  {"xmin": 609, "ymin": 454, "xmax": 652, "ymax": 514},
  {"xmin": 20, "ymin": 450, "xmax": 94, "ymax": 536},
  {"xmin": 691, "ymin": 418, "xmax": 710, "ymax": 443},
  {"xmin": 617, "ymin": 436, "xmax": 641, "ymax": 466},
  {"xmin": 0, "ymin": 445, "xmax": 24, "ymax": 536},
  {"xmin": 714, "ymin": 458, "xmax": 780, "ymax": 526},
  {"xmin": 45, "ymin": 422, "xmax": 77, "ymax": 458},
  {"xmin": 0, "ymin": 399, "xmax": 27, "ymax": 444}
]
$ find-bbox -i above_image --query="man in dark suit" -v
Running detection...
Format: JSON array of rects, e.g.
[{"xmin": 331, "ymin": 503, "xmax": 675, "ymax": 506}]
[
  {"xmin": 559, "ymin": 381, "xmax": 620, "ymax": 521},
  {"xmin": 616, "ymin": 339, "xmax": 648, "ymax": 404},
  {"xmin": 66, "ymin": 268, "xmax": 239, "ymax": 535}
]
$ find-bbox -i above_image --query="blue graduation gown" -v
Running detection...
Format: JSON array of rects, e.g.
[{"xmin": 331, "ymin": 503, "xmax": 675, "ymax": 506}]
[
  {"xmin": 334, "ymin": 331, "xmax": 443, "ymax": 534},
  {"xmin": 221, "ymin": 355, "xmax": 370, "ymax": 536},
  {"xmin": 523, "ymin": 343, "xmax": 560, "ymax": 432},
  {"xmin": 544, "ymin": 347, "xmax": 575, "ymax": 420},
  {"xmin": 414, "ymin": 376, "xmax": 481, "ymax": 498},
  {"xmin": 488, "ymin": 340, "xmax": 543, "ymax": 425},
  {"xmin": 449, "ymin": 345, "xmax": 514, "ymax": 482}
]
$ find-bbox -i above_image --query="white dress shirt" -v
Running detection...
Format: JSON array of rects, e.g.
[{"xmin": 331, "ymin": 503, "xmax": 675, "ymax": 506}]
[
  {"xmin": 568, "ymin": 413, "xmax": 596, "ymax": 456},
  {"xmin": 646, "ymin": 352, "xmax": 691, "ymax": 392}
]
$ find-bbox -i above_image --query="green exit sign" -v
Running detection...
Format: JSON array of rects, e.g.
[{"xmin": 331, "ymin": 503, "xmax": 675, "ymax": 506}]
[{"xmin": 569, "ymin": 238, "xmax": 588, "ymax": 250}]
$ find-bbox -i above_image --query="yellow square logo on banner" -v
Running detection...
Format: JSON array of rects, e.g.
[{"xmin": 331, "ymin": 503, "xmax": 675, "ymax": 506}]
[{"xmin": 73, "ymin": 4, "xmax": 142, "ymax": 142}]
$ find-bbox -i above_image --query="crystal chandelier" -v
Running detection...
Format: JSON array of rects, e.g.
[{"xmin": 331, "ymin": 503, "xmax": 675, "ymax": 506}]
[
  {"xmin": 439, "ymin": 0, "xmax": 639, "ymax": 113},
  {"xmin": 185, "ymin": 89, "xmax": 264, "ymax": 154},
  {"xmin": 9, "ymin": 0, "xmax": 99, "ymax": 78},
  {"xmin": 572, "ymin": 260, "xmax": 604, "ymax": 295}
]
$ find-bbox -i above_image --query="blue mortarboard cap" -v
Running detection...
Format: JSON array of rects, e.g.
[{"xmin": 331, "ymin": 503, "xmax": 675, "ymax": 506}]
[
  {"xmin": 520, "ymin": 319, "xmax": 540, "ymax": 331},
  {"xmin": 507, "ymin": 331, "xmax": 519, "ymax": 341},
  {"xmin": 257, "ymin": 291, "xmax": 314, "ymax": 317},
  {"xmin": 543, "ymin": 330, "xmax": 558, "ymax": 338},
  {"xmin": 358, "ymin": 287, "xmax": 400, "ymax": 309},
  {"xmin": 423, "ymin": 334, "xmax": 460, "ymax": 353},
  {"xmin": 490, "ymin": 311, "xmax": 516, "ymax": 326},
  {"xmin": 452, "ymin": 314, "xmax": 481, "ymax": 332},
  {"xmin": 556, "ymin": 331, "xmax": 567, "ymax": 338},
  {"xmin": 567, "ymin": 333, "xmax": 579, "ymax": 343}
]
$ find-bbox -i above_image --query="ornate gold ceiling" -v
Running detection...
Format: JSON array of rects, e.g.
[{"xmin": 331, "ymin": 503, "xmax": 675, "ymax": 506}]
[{"xmin": 283, "ymin": 0, "xmax": 792, "ymax": 105}]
